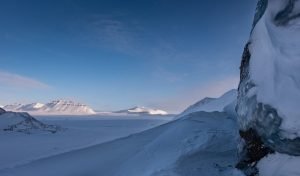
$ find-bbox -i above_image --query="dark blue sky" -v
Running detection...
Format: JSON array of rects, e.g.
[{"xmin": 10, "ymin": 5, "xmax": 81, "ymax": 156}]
[{"xmin": 0, "ymin": 0, "xmax": 256, "ymax": 112}]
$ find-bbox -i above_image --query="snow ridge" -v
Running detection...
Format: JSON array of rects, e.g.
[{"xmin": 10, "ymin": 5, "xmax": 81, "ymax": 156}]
[{"xmin": 179, "ymin": 89, "xmax": 237, "ymax": 118}]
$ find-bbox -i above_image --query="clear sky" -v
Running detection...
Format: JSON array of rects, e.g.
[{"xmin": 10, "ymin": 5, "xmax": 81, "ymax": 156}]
[{"xmin": 0, "ymin": 0, "xmax": 257, "ymax": 113}]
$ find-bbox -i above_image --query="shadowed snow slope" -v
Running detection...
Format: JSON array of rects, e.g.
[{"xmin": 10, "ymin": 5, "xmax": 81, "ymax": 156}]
[
  {"xmin": 0, "ymin": 111, "xmax": 240, "ymax": 176},
  {"xmin": 179, "ymin": 89, "xmax": 237, "ymax": 118},
  {"xmin": 0, "ymin": 108, "xmax": 5, "ymax": 115}
]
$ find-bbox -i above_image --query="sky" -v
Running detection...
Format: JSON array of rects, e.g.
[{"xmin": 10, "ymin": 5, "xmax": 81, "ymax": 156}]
[{"xmin": 0, "ymin": 0, "xmax": 257, "ymax": 113}]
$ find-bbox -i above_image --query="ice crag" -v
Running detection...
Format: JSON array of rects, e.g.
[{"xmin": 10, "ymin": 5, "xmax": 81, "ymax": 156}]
[{"xmin": 236, "ymin": 0, "xmax": 300, "ymax": 175}]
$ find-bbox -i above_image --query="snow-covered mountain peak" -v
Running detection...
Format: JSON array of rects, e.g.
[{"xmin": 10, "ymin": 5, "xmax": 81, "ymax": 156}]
[
  {"xmin": 117, "ymin": 106, "xmax": 168, "ymax": 115},
  {"xmin": 3, "ymin": 100, "xmax": 96, "ymax": 115},
  {"xmin": 42, "ymin": 100, "xmax": 96, "ymax": 115}
]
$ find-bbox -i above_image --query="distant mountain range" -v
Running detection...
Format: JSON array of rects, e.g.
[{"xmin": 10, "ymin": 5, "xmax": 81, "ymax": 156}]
[
  {"xmin": 3, "ymin": 100, "xmax": 96, "ymax": 115},
  {"xmin": 3, "ymin": 101, "xmax": 169, "ymax": 116}
]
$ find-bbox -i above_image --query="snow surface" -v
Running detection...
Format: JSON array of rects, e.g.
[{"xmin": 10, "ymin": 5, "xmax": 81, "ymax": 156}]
[
  {"xmin": 179, "ymin": 89, "xmax": 237, "ymax": 118},
  {"xmin": 258, "ymin": 153, "xmax": 300, "ymax": 176},
  {"xmin": 249, "ymin": 0, "xmax": 300, "ymax": 137},
  {"xmin": 0, "ymin": 115, "xmax": 170, "ymax": 170},
  {"xmin": 0, "ymin": 111, "xmax": 239, "ymax": 176},
  {"xmin": 116, "ymin": 106, "xmax": 168, "ymax": 115}
]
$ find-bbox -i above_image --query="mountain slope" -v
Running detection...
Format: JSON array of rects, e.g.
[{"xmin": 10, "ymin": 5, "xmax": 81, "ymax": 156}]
[
  {"xmin": 179, "ymin": 89, "xmax": 237, "ymax": 118},
  {"xmin": 0, "ymin": 108, "xmax": 6, "ymax": 115},
  {"xmin": 41, "ymin": 100, "xmax": 96, "ymax": 115}
]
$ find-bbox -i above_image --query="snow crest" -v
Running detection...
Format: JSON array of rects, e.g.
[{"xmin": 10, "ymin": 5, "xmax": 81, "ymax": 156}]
[{"xmin": 178, "ymin": 89, "xmax": 237, "ymax": 118}]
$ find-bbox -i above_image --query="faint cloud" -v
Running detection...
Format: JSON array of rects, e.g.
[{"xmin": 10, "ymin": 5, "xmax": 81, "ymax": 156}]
[
  {"xmin": 88, "ymin": 15, "xmax": 143, "ymax": 55},
  {"xmin": 153, "ymin": 67, "xmax": 188, "ymax": 83},
  {"xmin": 0, "ymin": 71, "xmax": 50, "ymax": 89},
  {"xmin": 87, "ymin": 14, "xmax": 190, "ymax": 63}
]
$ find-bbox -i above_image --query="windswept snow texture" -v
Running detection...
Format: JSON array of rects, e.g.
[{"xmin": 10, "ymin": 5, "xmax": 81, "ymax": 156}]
[
  {"xmin": 0, "ymin": 112, "xmax": 239, "ymax": 176},
  {"xmin": 4, "ymin": 100, "xmax": 96, "ymax": 115},
  {"xmin": 116, "ymin": 106, "xmax": 168, "ymax": 115},
  {"xmin": 179, "ymin": 89, "xmax": 237, "ymax": 118}
]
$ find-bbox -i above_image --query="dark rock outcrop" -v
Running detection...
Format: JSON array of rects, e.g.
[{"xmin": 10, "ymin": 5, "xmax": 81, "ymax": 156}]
[{"xmin": 0, "ymin": 108, "xmax": 5, "ymax": 115}]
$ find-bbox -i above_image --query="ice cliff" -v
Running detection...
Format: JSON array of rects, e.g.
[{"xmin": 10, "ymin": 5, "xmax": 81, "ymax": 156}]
[{"xmin": 236, "ymin": 0, "xmax": 300, "ymax": 175}]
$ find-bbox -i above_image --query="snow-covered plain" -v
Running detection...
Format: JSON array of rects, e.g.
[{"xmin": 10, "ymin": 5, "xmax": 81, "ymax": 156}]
[
  {"xmin": 0, "ymin": 115, "xmax": 172, "ymax": 171},
  {"xmin": 0, "ymin": 89, "xmax": 242, "ymax": 176},
  {"xmin": 0, "ymin": 112, "xmax": 240, "ymax": 176}
]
